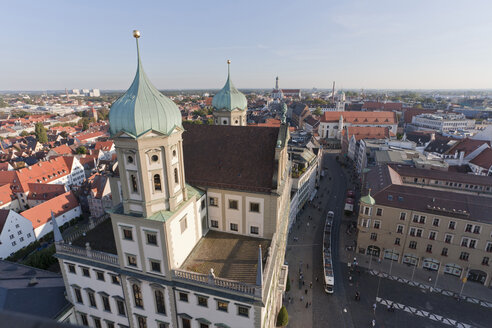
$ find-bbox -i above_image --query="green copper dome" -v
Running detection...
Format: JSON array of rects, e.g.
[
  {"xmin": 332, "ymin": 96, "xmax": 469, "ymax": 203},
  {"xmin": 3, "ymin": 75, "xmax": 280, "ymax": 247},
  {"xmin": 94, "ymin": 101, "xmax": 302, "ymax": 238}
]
[
  {"xmin": 360, "ymin": 189, "xmax": 375, "ymax": 206},
  {"xmin": 109, "ymin": 36, "xmax": 182, "ymax": 138},
  {"xmin": 212, "ymin": 61, "xmax": 247, "ymax": 112}
]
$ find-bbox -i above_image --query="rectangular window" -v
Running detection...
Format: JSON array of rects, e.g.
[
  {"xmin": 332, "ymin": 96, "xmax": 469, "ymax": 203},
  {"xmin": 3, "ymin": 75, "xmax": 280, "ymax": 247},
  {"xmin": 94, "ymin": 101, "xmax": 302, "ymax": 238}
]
[
  {"xmin": 396, "ymin": 225, "xmax": 404, "ymax": 234},
  {"xmin": 459, "ymin": 252, "xmax": 469, "ymax": 261},
  {"xmin": 409, "ymin": 241, "xmax": 417, "ymax": 249},
  {"xmin": 370, "ymin": 233, "xmax": 377, "ymax": 241},
  {"xmin": 250, "ymin": 226, "xmax": 259, "ymax": 235},
  {"xmin": 137, "ymin": 316, "xmax": 147, "ymax": 328},
  {"xmin": 482, "ymin": 257, "xmax": 489, "ymax": 266},
  {"xmin": 419, "ymin": 216, "xmax": 426, "ymax": 224},
  {"xmin": 469, "ymin": 239, "xmax": 476, "ymax": 249},
  {"xmin": 199, "ymin": 324, "xmax": 209, "ymax": 328},
  {"xmin": 228, "ymin": 200, "xmax": 238, "ymax": 210},
  {"xmin": 80, "ymin": 313, "xmax": 88, "ymax": 326},
  {"xmin": 461, "ymin": 237, "xmax": 469, "ymax": 247},
  {"xmin": 465, "ymin": 224, "xmax": 473, "ymax": 232},
  {"xmin": 111, "ymin": 275, "xmax": 120, "ymax": 285},
  {"xmin": 107, "ymin": 322, "xmax": 115, "ymax": 328},
  {"xmin": 19, "ymin": 237, "xmax": 24, "ymax": 242},
  {"xmin": 230, "ymin": 223, "xmax": 238, "ymax": 232},
  {"xmin": 127, "ymin": 255, "xmax": 137, "ymax": 267},
  {"xmin": 217, "ymin": 300, "xmax": 228, "ymax": 312},
  {"xmin": 373, "ymin": 221, "xmax": 380, "ymax": 229},
  {"xmin": 364, "ymin": 207, "xmax": 371, "ymax": 215},
  {"xmin": 201, "ymin": 199, "xmax": 206, "ymax": 210},
  {"xmin": 180, "ymin": 216, "xmax": 188, "ymax": 234},
  {"xmin": 94, "ymin": 318, "xmax": 102, "ymax": 328},
  {"xmin": 426, "ymin": 244, "xmax": 432, "ymax": 253},
  {"xmin": 182, "ymin": 318, "xmax": 191, "ymax": 328},
  {"xmin": 250, "ymin": 202, "xmax": 260, "ymax": 213},
  {"xmin": 409, "ymin": 227, "xmax": 416, "ymax": 237},
  {"xmin": 361, "ymin": 219, "xmax": 370, "ymax": 228},
  {"xmin": 429, "ymin": 231, "xmax": 436, "ymax": 240},
  {"xmin": 68, "ymin": 264, "xmax": 76, "ymax": 274},
  {"xmin": 486, "ymin": 242, "xmax": 492, "ymax": 253},
  {"xmin": 102, "ymin": 295, "xmax": 111, "ymax": 312},
  {"xmin": 394, "ymin": 238, "xmax": 400, "ymax": 245},
  {"xmin": 74, "ymin": 288, "xmax": 83, "ymax": 304},
  {"xmin": 376, "ymin": 208, "xmax": 382, "ymax": 216},
  {"xmin": 146, "ymin": 233, "xmax": 157, "ymax": 245},
  {"xmin": 179, "ymin": 292, "xmax": 188, "ymax": 302},
  {"xmin": 82, "ymin": 267, "xmax": 90, "ymax": 277},
  {"xmin": 432, "ymin": 218, "xmax": 440, "ymax": 227},
  {"xmin": 416, "ymin": 229, "xmax": 423, "ymax": 238},
  {"xmin": 88, "ymin": 291, "xmax": 97, "ymax": 308},
  {"xmin": 27, "ymin": 233, "xmax": 31, "ymax": 238},
  {"xmin": 123, "ymin": 228, "xmax": 133, "ymax": 240},
  {"xmin": 449, "ymin": 221, "xmax": 456, "ymax": 230},
  {"xmin": 150, "ymin": 260, "xmax": 161, "ymax": 273},
  {"xmin": 445, "ymin": 234, "xmax": 453, "ymax": 244},
  {"xmin": 473, "ymin": 225, "xmax": 481, "ymax": 234},
  {"xmin": 197, "ymin": 296, "xmax": 208, "ymax": 307},
  {"xmin": 117, "ymin": 300, "xmax": 126, "ymax": 316},
  {"xmin": 209, "ymin": 197, "xmax": 218, "ymax": 207},
  {"xmin": 399, "ymin": 212, "xmax": 406, "ymax": 220},
  {"xmin": 412, "ymin": 215, "xmax": 419, "ymax": 223},
  {"xmin": 238, "ymin": 306, "xmax": 249, "ymax": 317},
  {"xmin": 95, "ymin": 271, "xmax": 104, "ymax": 281},
  {"xmin": 210, "ymin": 220, "xmax": 219, "ymax": 228},
  {"xmin": 441, "ymin": 248, "xmax": 448, "ymax": 256}
]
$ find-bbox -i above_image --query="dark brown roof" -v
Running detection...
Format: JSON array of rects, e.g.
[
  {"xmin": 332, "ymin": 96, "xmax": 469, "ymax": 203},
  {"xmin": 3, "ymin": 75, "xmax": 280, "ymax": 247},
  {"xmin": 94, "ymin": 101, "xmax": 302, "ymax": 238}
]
[
  {"xmin": 367, "ymin": 165, "xmax": 492, "ymax": 224},
  {"xmin": 470, "ymin": 148, "xmax": 492, "ymax": 169},
  {"xmin": 183, "ymin": 123, "xmax": 279, "ymax": 193},
  {"xmin": 72, "ymin": 218, "xmax": 116, "ymax": 254},
  {"xmin": 27, "ymin": 183, "xmax": 66, "ymax": 200},
  {"xmin": 0, "ymin": 209, "xmax": 9, "ymax": 234},
  {"xmin": 390, "ymin": 164, "xmax": 492, "ymax": 186}
]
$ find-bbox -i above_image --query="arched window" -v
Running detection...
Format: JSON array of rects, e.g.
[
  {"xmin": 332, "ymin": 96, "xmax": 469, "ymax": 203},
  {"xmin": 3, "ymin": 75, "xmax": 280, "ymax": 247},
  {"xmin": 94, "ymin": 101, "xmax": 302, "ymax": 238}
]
[
  {"xmin": 132, "ymin": 284, "xmax": 143, "ymax": 308},
  {"xmin": 155, "ymin": 290, "xmax": 166, "ymax": 314},
  {"xmin": 154, "ymin": 174, "xmax": 161, "ymax": 191},
  {"xmin": 131, "ymin": 174, "xmax": 138, "ymax": 193},
  {"xmin": 174, "ymin": 168, "xmax": 179, "ymax": 184}
]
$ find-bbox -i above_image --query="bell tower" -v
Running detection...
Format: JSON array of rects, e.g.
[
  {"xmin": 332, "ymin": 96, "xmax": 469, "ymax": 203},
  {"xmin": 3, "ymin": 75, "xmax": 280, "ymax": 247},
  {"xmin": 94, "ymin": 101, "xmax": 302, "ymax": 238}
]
[{"xmin": 109, "ymin": 30, "xmax": 187, "ymax": 218}]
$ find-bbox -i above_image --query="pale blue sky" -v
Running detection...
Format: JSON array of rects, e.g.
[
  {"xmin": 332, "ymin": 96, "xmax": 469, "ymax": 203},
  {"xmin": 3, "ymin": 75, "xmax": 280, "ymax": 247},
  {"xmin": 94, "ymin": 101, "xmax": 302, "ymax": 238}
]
[{"xmin": 1, "ymin": 0, "xmax": 491, "ymax": 90}]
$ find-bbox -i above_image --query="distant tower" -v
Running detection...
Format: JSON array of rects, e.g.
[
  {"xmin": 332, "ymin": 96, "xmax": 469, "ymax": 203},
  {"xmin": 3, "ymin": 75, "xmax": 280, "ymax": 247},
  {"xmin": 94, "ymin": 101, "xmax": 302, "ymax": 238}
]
[
  {"xmin": 91, "ymin": 106, "xmax": 98, "ymax": 121},
  {"xmin": 275, "ymin": 76, "xmax": 279, "ymax": 90},
  {"xmin": 212, "ymin": 60, "xmax": 248, "ymax": 126}
]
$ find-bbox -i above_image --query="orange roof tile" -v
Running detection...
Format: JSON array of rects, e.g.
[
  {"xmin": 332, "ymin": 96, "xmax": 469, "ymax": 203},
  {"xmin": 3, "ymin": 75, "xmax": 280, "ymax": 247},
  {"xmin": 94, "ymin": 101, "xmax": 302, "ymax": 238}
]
[
  {"xmin": 94, "ymin": 141, "xmax": 113, "ymax": 151},
  {"xmin": 50, "ymin": 144, "xmax": 73, "ymax": 155},
  {"xmin": 0, "ymin": 184, "xmax": 14, "ymax": 205},
  {"xmin": 321, "ymin": 111, "xmax": 397, "ymax": 125},
  {"xmin": 345, "ymin": 126, "xmax": 391, "ymax": 141},
  {"xmin": 21, "ymin": 191, "xmax": 79, "ymax": 229}
]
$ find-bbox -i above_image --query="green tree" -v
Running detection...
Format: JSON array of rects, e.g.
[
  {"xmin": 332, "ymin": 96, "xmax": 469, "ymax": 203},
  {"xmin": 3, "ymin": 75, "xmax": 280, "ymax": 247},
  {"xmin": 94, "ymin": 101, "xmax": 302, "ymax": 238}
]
[
  {"xmin": 76, "ymin": 146, "xmax": 87, "ymax": 154},
  {"xmin": 206, "ymin": 118, "xmax": 214, "ymax": 125},
  {"xmin": 276, "ymin": 306, "xmax": 289, "ymax": 327},
  {"xmin": 20, "ymin": 130, "xmax": 29, "ymax": 137},
  {"xmin": 60, "ymin": 131, "xmax": 69, "ymax": 138},
  {"xmin": 0, "ymin": 97, "xmax": 7, "ymax": 108},
  {"xmin": 34, "ymin": 122, "xmax": 48, "ymax": 143},
  {"xmin": 313, "ymin": 107, "xmax": 323, "ymax": 116},
  {"xmin": 97, "ymin": 108, "xmax": 110, "ymax": 121}
]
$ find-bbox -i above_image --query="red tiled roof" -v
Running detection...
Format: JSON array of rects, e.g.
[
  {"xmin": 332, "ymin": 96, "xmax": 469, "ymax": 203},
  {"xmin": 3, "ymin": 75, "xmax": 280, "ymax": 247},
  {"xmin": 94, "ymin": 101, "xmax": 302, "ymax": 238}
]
[
  {"xmin": 0, "ymin": 162, "xmax": 10, "ymax": 171},
  {"xmin": 27, "ymin": 183, "xmax": 66, "ymax": 200},
  {"xmin": 94, "ymin": 141, "xmax": 113, "ymax": 151},
  {"xmin": 0, "ymin": 209, "xmax": 9, "ymax": 234},
  {"xmin": 345, "ymin": 126, "xmax": 390, "ymax": 141},
  {"xmin": 21, "ymin": 191, "xmax": 79, "ymax": 229},
  {"xmin": 362, "ymin": 102, "xmax": 402, "ymax": 111},
  {"xmin": 321, "ymin": 111, "xmax": 397, "ymax": 124},
  {"xmin": 50, "ymin": 144, "xmax": 73, "ymax": 155},
  {"xmin": 75, "ymin": 131, "xmax": 106, "ymax": 142},
  {"xmin": 0, "ymin": 184, "xmax": 14, "ymax": 205},
  {"xmin": 249, "ymin": 119, "xmax": 296, "ymax": 132},
  {"xmin": 470, "ymin": 148, "xmax": 492, "ymax": 169}
]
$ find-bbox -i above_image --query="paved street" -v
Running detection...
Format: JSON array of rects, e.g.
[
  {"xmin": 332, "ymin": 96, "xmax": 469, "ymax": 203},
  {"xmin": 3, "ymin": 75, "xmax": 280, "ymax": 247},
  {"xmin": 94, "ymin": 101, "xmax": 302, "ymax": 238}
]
[{"xmin": 285, "ymin": 152, "xmax": 491, "ymax": 328}]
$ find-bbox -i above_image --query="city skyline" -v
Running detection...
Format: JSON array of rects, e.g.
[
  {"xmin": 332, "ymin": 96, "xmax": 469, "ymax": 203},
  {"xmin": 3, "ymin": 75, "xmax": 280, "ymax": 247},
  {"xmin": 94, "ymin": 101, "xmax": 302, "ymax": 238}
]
[{"xmin": 2, "ymin": 0, "xmax": 492, "ymax": 90}]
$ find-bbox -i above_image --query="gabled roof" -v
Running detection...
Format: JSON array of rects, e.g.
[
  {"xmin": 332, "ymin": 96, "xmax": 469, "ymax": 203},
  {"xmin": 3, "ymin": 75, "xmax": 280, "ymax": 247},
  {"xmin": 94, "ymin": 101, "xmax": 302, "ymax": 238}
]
[
  {"xmin": 345, "ymin": 126, "xmax": 390, "ymax": 141},
  {"xmin": 470, "ymin": 148, "xmax": 492, "ymax": 169},
  {"xmin": 321, "ymin": 111, "xmax": 397, "ymax": 124},
  {"xmin": 0, "ymin": 209, "xmax": 9, "ymax": 234},
  {"xmin": 362, "ymin": 101, "xmax": 402, "ymax": 111},
  {"xmin": 182, "ymin": 123, "xmax": 280, "ymax": 193},
  {"xmin": 447, "ymin": 138, "xmax": 489, "ymax": 157},
  {"xmin": 21, "ymin": 191, "xmax": 79, "ymax": 229},
  {"xmin": 94, "ymin": 140, "xmax": 114, "ymax": 151},
  {"xmin": 49, "ymin": 144, "xmax": 73, "ymax": 156},
  {"xmin": 0, "ymin": 184, "xmax": 13, "ymax": 206},
  {"xmin": 26, "ymin": 183, "xmax": 66, "ymax": 200}
]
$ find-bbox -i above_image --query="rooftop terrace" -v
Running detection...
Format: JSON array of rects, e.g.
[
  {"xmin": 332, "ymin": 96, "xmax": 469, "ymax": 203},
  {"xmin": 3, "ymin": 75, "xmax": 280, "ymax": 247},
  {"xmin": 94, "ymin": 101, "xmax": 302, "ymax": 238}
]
[{"xmin": 181, "ymin": 230, "xmax": 271, "ymax": 285}]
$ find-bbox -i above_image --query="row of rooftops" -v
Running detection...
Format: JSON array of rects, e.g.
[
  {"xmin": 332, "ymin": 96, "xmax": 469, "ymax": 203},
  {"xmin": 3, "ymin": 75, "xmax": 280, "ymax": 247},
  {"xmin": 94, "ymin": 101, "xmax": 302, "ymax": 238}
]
[
  {"xmin": 365, "ymin": 165, "xmax": 492, "ymax": 224},
  {"xmin": 320, "ymin": 111, "xmax": 397, "ymax": 124}
]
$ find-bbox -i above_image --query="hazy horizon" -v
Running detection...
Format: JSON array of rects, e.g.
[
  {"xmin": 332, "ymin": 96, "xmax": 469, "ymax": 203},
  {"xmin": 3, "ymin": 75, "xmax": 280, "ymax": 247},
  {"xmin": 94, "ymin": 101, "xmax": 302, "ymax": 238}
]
[{"xmin": 2, "ymin": 0, "xmax": 492, "ymax": 90}]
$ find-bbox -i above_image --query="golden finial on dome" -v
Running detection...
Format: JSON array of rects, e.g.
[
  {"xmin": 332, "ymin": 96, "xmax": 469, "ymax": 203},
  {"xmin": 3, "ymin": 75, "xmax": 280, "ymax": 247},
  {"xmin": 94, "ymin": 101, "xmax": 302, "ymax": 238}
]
[
  {"xmin": 133, "ymin": 30, "xmax": 141, "ymax": 38},
  {"xmin": 227, "ymin": 59, "xmax": 231, "ymax": 64}
]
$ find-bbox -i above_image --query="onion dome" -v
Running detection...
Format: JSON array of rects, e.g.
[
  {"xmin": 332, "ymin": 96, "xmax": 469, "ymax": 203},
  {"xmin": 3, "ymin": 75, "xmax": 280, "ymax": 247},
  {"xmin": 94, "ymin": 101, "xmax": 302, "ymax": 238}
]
[
  {"xmin": 109, "ymin": 30, "xmax": 182, "ymax": 138},
  {"xmin": 360, "ymin": 189, "xmax": 375, "ymax": 206},
  {"xmin": 212, "ymin": 60, "xmax": 247, "ymax": 112}
]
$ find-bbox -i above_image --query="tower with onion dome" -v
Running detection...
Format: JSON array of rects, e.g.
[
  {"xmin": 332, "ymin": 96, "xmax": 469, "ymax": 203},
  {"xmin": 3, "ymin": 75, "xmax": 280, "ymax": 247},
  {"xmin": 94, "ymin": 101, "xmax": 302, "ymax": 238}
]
[{"xmin": 212, "ymin": 60, "xmax": 248, "ymax": 126}]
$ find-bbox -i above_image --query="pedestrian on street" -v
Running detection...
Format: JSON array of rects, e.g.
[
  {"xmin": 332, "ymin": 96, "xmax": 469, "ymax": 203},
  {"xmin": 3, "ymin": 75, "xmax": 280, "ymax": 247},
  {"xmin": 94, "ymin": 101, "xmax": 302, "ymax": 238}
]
[
  {"xmin": 309, "ymin": 302, "xmax": 311, "ymax": 307},
  {"xmin": 305, "ymin": 289, "xmax": 308, "ymax": 294},
  {"xmin": 306, "ymin": 263, "xmax": 309, "ymax": 269},
  {"xmin": 428, "ymin": 276, "xmax": 432, "ymax": 283},
  {"xmin": 307, "ymin": 222, "xmax": 310, "ymax": 228},
  {"xmin": 310, "ymin": 282, "xmax": 313, "ymax": 288},
  {"xmin": 316, "ymin": 276, "xmax": 319, "ymax": 282},
  {"xmin": 300, "ymin": 296, "xmax": 304, "ymax": 302},
  {"xmin": 373, "ymin": 303, "xmax": 377, "ymax": 312},
  {"xmin": 305, "ymin": 302, "xmax": 309, "ymax": 308},
  {"xmin": 372, "ymin": 319, "xmax": 376, "ymax": 327}
]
